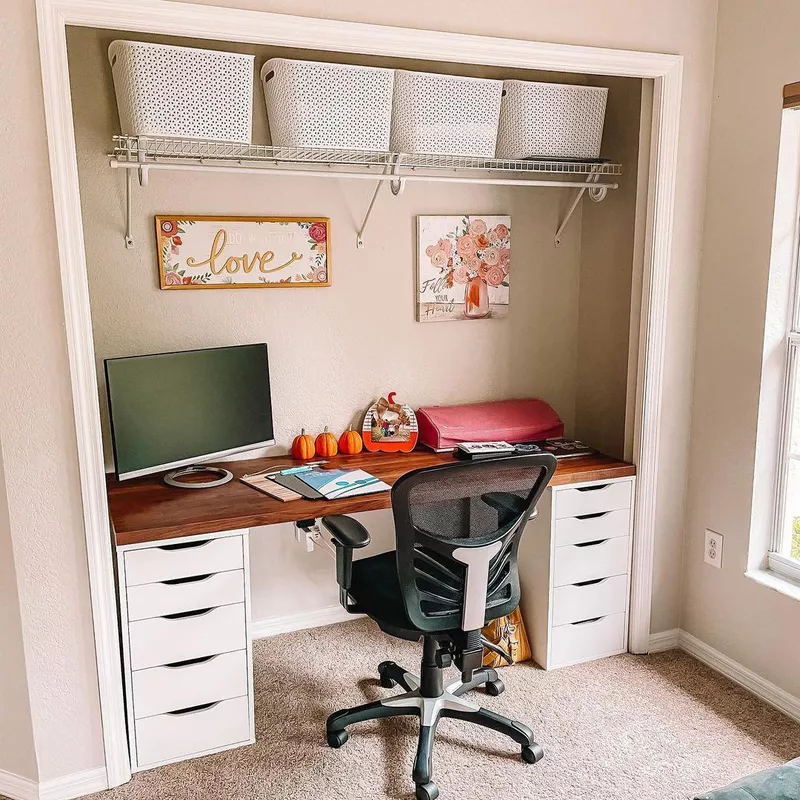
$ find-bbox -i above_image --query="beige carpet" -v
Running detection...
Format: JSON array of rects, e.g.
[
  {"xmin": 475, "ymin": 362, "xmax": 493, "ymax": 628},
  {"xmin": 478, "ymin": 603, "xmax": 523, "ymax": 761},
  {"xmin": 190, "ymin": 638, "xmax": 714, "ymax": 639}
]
[{"xmin": 86, "ymin": 619, "xmax": 799, "ymax": 800}]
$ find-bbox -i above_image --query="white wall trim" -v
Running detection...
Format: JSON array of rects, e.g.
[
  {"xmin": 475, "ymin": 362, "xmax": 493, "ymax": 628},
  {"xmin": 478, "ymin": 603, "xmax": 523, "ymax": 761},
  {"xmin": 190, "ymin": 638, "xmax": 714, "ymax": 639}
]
[
  {"xmin": 0, "ymin": 769, "xmax": 39, "ymax": 800},
  {"xmin": 679, "ymin": 631, "xmax": 800, "ymax": 725},
  {"xmin": 38, "ymin": 768, "xmax": 108, "ymax": 800},
  {"xmin": 647, "ymin": 629, "xmax": 800, "ymax": 725},
  {"xmin": 251, "ymin": 605, "xmax": 362, "ymax": 640},
  {"xmin": 0, "ymin": 767, "xmax": 107, "ymax": 800},
  {"xmin": 648, "ymin": 628, "xmax": 681, "ymax": 652},
  {"xmin": 34, "ymin": 0, "xmax": 683, "ymax": 786}
]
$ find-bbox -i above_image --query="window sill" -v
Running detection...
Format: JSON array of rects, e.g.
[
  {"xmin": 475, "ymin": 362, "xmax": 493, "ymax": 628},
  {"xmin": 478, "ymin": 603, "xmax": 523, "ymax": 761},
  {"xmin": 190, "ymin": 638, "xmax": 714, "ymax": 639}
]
[{"xmin": 746, "ymin": 565, "xmax": 800, "ymax": 602}]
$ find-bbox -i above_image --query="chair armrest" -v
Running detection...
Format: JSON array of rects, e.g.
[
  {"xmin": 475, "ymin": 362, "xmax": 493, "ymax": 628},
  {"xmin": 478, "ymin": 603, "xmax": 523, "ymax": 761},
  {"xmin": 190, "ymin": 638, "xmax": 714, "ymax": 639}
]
[{"xmin": 321, "ymin": 515, "xmax": 371, "ymax": 549}]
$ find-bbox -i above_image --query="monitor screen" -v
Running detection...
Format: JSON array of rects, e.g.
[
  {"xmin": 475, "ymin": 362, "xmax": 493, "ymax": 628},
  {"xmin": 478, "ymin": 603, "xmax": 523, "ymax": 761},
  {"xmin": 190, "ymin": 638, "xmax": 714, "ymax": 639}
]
[{"xmin": 105, "ymin": 344, "xmax": 274, "ymax": 480}]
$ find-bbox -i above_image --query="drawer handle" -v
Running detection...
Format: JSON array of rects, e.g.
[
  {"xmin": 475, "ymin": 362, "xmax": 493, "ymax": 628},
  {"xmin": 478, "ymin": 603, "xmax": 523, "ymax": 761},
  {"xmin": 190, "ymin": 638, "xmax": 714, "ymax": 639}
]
[
  {"xmin": 572, "ymin": 577, "xmax": 608, "ymax": 587},
  {"xmin": 574, "ymin": 539, "xmax": 609, "ymax": 548},
  {"xmin": 166, "ymin": 701, "xmax": 220, "ymax": 716},
  {"xmin": 161, "ymin": 573, "xmax": 214, "ymax": 586},
  {"xmin": 575, "ymin": 512, "xmax": 610, "ymax": 521},
  {"xmin": 157, "ymin": 540, "xmax": 212, "ymax": 551},
  {"xmin": 574, "ymin": 484, "xmax": 610, "ymax": 493},
  {"xmin": 571, "ymin": 616, "xmax": 605, "ymax": 626},
  {"xmin": 162, "ymin": 606, "xmax": 216, "ymax": 620},
  {"xmin": 163, "ymin": 654, "xmax": 218, "ymax": 669}
]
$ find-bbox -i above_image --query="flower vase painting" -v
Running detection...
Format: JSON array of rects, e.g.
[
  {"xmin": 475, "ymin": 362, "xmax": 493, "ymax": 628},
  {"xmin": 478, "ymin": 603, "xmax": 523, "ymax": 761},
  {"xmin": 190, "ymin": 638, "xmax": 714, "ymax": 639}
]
[{"xmin": 417, "ymin": 215, "xmax": 510, "ymax": 322}]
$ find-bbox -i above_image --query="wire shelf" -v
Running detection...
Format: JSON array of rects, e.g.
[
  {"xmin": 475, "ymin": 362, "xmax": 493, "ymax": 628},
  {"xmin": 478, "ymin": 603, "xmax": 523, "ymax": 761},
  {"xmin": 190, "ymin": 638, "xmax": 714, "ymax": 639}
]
[{"xmin": 111, "ymin": 135, "xmax": 623, "ymax": 177}]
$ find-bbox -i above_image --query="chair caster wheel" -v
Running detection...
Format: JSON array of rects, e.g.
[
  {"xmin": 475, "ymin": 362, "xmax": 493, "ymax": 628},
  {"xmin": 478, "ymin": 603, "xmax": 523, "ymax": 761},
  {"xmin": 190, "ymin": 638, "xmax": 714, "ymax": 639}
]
[
  {"xmin": 521, "ymin": 743, "xmax": 545, "ymax": 764},
  {"xmin": 415, "ymin": 781, "xmax": 439, "ymax": 800},
  {"xmin": 378, "ymin": 660, "xmax": 397, "ymax": 688},
  {"xmin": 485, "ymin": 678, "xmax": 505, "ymax": 696},
  {"xmin": 326, "ymin": 729, "xmax": 349, "ymax": 748}
]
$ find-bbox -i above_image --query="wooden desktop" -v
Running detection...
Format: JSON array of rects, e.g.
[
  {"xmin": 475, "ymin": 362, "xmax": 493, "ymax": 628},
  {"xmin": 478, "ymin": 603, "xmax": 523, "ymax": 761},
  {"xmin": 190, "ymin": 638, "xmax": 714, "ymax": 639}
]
[{"xmin": 106, "ymin": 449, "xmax": 636, "ymax": 546}]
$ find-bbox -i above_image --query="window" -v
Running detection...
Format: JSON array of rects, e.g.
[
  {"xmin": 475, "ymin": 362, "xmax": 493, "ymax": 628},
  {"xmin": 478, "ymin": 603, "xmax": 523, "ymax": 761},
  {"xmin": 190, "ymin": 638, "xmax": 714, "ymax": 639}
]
[
  {"xmin": 774, "ymin": 331, "xmax": 800, "ymax": 574},
  {"xmin": 769, "ymin": 86, "xmax": 800, "ymax": 583}
]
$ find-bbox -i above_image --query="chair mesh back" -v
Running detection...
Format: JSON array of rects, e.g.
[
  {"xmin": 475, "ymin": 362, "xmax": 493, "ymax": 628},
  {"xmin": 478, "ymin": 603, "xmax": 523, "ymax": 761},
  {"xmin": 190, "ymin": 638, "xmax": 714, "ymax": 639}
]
[
  {"xmin": 392, "ymin": 456, "xmax": 554, "ymax": 633},
  {"xmin": 407, "ymin": 464, "xmax": 545, "ymax": 543}
]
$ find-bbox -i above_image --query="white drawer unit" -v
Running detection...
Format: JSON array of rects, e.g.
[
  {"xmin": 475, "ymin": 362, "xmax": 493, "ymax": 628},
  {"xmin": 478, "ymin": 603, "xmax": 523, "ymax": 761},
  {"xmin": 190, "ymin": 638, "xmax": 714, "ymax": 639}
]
[
  {"xmin": 117, "ymin": 529, "xmax": 254, "ymax": 772},
  {"xmin": 124, "ymin": 535, "xmax": 244, "ymax": 586},
  {"xmin": 551, "ymin": 574, "xmax": 628, "ymax": 627},
  {"xmin": 554, "ymin": 508, "xmax": 630, "ymax": 547},
  {"xmin": 128, "ymin": 602, "xmax": 247, "ymax": 671},
  {"xmin": 554, "ymin": 481, "xmax": 632, "ymax": 519},
  {"xmin": 126, "ymin": 569, "xmax": 245, "ymax": 622},
  {"xmin": 519, "ymin": 476, "xmax": 635, "ymax": 670},
  {"xmin": 553, "ymin": 536, "xmax": 630, "ymax": 587},
  {"xmin": 132, "ymin": 650, "xmax": 249, "ymax": 719},
  {"xmin": 135, "ymin": 695, "xmax": 251, "ymax": 769},
  {"xmin": 550, "ymin": 613, "xmax": 627, "ymax": 668}
]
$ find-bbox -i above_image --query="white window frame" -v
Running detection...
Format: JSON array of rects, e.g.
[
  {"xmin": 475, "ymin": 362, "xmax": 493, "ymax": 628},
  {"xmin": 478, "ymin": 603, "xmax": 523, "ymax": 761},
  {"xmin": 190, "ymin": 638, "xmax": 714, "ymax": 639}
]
[{"xmin": 771, "ymin": 150, "xmax": 800, "ymax": 581}]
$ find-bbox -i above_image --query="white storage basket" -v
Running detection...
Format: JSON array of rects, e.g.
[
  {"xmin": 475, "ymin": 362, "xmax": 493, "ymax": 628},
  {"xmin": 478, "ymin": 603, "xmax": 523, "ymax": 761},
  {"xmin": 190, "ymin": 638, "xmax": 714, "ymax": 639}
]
[
  {"xmin": 261, "ymin": 58, "xmax": 394, "ymax": 151},
  {"xmin": 390, "ymin": 71, "xmax": 503, "ymax": 157},
  {"xmin": 495, "ymin": 81, "xmax": 608, "ymax": 160},
  {"xmin": 108, "ymin": 41, "xmax": 254, "ymax": 143}
]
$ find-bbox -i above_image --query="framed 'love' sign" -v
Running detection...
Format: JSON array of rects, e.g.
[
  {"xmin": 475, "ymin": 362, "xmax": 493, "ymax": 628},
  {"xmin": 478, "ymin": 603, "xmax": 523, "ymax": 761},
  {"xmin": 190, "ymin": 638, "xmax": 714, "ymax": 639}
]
[{"xmin": 155, "ymin": 216, "xmax": 331, "ymax": 289}]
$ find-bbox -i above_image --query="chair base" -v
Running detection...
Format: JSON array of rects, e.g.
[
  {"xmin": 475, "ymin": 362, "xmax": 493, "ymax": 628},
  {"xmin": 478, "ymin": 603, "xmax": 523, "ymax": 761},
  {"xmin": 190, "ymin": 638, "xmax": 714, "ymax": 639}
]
[{"xmin": 326, "ymin": 655, "xmax": 543, "ymax": 800}]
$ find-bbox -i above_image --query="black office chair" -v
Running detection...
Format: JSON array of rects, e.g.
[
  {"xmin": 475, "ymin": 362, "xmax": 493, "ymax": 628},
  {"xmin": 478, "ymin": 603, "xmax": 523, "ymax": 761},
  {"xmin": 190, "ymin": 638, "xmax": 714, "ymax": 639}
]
[{"xmin": 322, "ymin": 453, "xmax": 557, "ymax": 800}]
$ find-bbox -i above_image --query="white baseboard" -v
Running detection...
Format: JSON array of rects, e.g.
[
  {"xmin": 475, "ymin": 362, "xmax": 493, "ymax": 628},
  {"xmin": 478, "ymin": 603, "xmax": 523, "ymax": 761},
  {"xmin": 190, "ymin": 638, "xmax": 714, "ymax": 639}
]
[
  {"xmin": 250, "ymin": 604, "xmax": 362, "ymax": 639},
  {"xmin": 678, "ymin": 631, "xmax": 800, "ymax": 725},
  {"xmin": 648, "ymin": 628, "xmax": 681, "ymax": 653},
  {"xmin": 0, "ymin": 769, "xmax": 38, "ymax": 800},
  {"xmin": 38, "ymin": 768, "xmax": 107, "ymax": 800}
]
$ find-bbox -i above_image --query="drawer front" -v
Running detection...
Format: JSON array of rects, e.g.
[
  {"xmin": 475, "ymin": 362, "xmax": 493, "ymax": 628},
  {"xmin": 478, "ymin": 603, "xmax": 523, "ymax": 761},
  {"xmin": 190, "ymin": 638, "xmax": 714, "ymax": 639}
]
[
  {"xmin": 129, "ymin": 603, "xmax": 246, "ymax": 671},
  {"xmin": 554, "ymin": 509, "xmax": 630, "ymax": 547},
  {"xmin": 135, "ymin": 695, "xmax": 251, "ymax": 768},
  {"xmin": 552, "ymin": 574, "xmax": 628, "ymax": 627},
  {"xmin": 132, "ymin": 650, "xmax": 249, "ymax": 719},
  {"xmin": 550, "ymin": 612, "xmax": 626, "ymax": 668},
  {"xmin": 553, "ymin": 536, "xmax": 630, "ymax": 587},
  {"xmin": 554, "ymin": 481, "xmax": 632, "ymax": 519},
  {"xmin": 124, "ymin": 536, "xmax": 244, "ymax": 587},
  {"xmin": 127, "ymin": 569, "xmax": 244, "ymax": 622}
]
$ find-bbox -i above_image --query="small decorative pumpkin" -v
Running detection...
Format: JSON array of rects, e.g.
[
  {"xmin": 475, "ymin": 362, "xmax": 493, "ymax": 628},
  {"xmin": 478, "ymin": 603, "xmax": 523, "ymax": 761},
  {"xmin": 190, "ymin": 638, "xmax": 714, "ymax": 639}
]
[
  {"xmin": 338, "ymin": 425, "xmax": 363, "ymax": 456},
  {"xmin": 291, "ymin": 429, "xmax": 316, "ymax": 460},
  {"xmin": 315, "ymin": 426, "xmax": 338, "ymax": 458}
]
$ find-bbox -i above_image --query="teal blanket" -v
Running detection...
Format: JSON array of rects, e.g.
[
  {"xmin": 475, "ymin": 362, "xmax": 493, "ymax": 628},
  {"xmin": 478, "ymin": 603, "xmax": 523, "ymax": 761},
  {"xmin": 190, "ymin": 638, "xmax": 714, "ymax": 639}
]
[{"xmin": 695, "ymin": 758, "xmax": 800, "ymax": 799}]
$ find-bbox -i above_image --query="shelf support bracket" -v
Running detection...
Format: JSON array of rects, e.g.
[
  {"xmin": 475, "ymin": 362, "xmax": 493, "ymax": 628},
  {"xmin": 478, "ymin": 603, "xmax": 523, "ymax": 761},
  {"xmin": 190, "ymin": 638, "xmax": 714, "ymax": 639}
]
[
  {"xmin": 554, "ymin": 168, "xmax": 604, "ymax": 247},
  {"xmin": 356, "ymin": 178, "xmax": 385, "ymax": 250},
  {"xmin": 356, "ymin": 154, "xmax": 404, "ymax": 249},
  {"xmin": 124, "ymin": 169, "xmax": 134, "ymax": 250}
]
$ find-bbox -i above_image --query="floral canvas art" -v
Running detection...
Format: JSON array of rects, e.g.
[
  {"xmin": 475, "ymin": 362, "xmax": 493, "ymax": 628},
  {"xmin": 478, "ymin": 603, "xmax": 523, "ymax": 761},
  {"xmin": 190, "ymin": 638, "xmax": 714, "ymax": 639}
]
[
  {"xmin": 155, "ymin": 216, "xmax": 330, "ymax": 289},
  {"xmin": 417, "ymin": 215, "xmax": 510, "ymax": 321}
]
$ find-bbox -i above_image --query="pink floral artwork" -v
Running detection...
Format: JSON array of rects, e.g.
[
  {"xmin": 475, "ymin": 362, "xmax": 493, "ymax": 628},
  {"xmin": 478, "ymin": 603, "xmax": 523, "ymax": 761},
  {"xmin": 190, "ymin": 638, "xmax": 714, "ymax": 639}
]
[{"xmin": 416, "ymin": 215, "xmax": 511, "ymax": 322}]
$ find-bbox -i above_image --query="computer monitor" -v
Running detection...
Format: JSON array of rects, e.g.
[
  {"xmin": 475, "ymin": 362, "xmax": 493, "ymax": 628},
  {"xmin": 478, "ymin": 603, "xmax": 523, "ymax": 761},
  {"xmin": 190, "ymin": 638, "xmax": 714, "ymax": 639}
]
[{"xmin": 105, "ymin": 343, "xmax": 274, "ymax": 483}]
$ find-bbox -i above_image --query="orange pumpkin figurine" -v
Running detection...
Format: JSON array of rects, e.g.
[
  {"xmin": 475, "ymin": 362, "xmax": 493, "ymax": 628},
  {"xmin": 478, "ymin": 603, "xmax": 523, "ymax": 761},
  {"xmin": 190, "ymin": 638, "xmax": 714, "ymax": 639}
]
[
  {"xmin": 291, "ymin": 429, "xmax": 316, "ymax": 460},
  {"xmin": 315, "ymin": 426, "xmax": 338, "ymax": 458},
  {"xmin": 338, "ymin": 425, "xmax": 363, "ymax": 456}
]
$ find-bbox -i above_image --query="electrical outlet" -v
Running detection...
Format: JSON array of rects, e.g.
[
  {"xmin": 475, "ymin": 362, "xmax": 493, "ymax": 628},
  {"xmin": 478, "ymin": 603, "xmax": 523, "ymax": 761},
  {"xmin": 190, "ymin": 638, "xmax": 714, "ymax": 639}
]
[{"xmin": 704, "ymin": 529, "xmax": 723, "ymax": 569}]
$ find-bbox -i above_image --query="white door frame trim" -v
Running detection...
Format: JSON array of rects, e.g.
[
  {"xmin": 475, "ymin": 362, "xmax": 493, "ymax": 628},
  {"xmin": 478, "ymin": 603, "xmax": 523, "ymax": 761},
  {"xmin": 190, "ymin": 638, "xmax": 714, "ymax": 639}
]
[{"xmin": 34, "ymin": 0, "xmax": 682, "ymax": 788}]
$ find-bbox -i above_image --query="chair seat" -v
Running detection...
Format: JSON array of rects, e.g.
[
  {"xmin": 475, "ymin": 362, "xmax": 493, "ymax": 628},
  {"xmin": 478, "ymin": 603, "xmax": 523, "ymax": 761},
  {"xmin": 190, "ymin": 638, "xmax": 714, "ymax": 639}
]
[{"xmin": 350, "ymin": 551, "xmax": 423, "ymax": 640}]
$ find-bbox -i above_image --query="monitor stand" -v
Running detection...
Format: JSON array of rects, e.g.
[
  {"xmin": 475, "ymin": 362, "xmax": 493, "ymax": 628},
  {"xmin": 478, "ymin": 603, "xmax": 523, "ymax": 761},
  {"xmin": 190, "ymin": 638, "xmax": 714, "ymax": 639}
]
[{"xmin": 163, "ymin": 464, "xmax": 233, "ymax": 489}]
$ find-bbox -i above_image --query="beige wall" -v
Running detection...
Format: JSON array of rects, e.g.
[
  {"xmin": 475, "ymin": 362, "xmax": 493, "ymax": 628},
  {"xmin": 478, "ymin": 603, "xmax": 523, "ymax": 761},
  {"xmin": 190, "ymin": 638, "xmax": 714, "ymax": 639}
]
[
  {"xmin": 0, "ymin": 0, "xmax": 717, "ymax": 782},
  {"xmin": 682, "ymin": 0, "xmax": 800, "ymax": 699},
  {"xmin": 575, "ymin": 75, "xmax": 647, "ymax": 460},
  {"xmin": 0, "ymin": 446, "xmax": 38, "ymax": 782}
]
